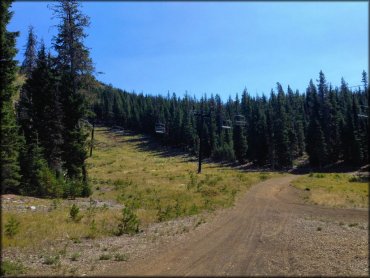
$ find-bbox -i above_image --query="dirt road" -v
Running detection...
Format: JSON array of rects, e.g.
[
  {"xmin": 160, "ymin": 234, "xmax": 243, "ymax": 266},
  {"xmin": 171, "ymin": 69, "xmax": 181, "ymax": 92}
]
[{"xmin": 105, "ymin": 175, "xmax": 368, "ymax": 276}]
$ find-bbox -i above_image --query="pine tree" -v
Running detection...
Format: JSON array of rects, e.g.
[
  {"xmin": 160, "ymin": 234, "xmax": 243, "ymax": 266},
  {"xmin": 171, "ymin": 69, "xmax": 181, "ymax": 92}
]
[
  {"xmin": 361, "ymin": 70, "xmax": 368, "ymax": 92},
  {"xmin": 232, "ymin": 95, "xmax": 248, "ymax": 163},
  {"xmin": 272, "ymin": 83, "xmax": 292, "ymax": 168},
  {"xmin": 0, "ymin": 0, "xmax": 21, "ymax": 193},
  {"xmin": 52, "ymin": 0, "xmax": 93, "ymax": 182},
  {"xmin": 20, "ymin": 25, "xmax": 37, "ymax": 77},
  {"xmin": 18, "ymin": 43, "xmax": 65, "ymax": 196},
  {"xmin": 305, "ymin": 81, "xmax": 327, "ymax": 167}
]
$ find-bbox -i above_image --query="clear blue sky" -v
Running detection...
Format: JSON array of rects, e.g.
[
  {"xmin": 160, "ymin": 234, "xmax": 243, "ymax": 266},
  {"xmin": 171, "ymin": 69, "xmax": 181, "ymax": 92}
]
[{"xmin": 9, "ymin": 1, "xmax": 368, "ymax": 100}]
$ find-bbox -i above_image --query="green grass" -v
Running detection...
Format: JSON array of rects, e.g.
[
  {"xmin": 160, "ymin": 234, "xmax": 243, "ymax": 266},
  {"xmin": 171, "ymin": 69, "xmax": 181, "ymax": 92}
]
[
  {"xmin": 292, "ymin": 173, "xmax": 369, "ymax": 208},
  {"xmin": 1, "ymin": 127, "xmax": 279, "ymax": 249}
]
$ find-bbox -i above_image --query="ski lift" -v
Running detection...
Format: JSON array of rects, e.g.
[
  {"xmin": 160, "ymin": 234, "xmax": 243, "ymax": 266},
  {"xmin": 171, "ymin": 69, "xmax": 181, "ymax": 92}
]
[
  {"xmin": 358, "ymin": 105, "xmax": 368, "ymax": 118},
  {"xmin": 234, "ymin": 115, "xmax": 246, "ymax": 126},
  {"xmin": 221, "ymin": 119, "xmax": 232, "ymax": 129},
  {"xmin": 155, "ymin": 122, "xmax": 166, "ymax": 134}
]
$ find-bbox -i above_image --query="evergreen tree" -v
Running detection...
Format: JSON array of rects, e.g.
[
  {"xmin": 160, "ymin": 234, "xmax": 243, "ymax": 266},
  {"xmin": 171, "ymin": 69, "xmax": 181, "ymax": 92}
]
[
  {"xmin": 20, "ymin": 25, "xmax": 37, "ymax": 77},
  {"xmin": 18, "ymin": 43, "xmax": 65, "ymax": 196},
  {"xmin": 273, "ymin": 84, "xmax": 292, "ymax": 168},
  {"xmin": 305, "ymin": 81, "xmax": 327, "ymax": 167},
  {"xmin": 0, "ymin": 0, "xmax": 21, "ymax": 193},
  {"xmin": 52, "ymin": 0, "xmax": 93, "ymax": 182},
  {"xmin": 232, "ymin": 95, "xmax": 248, "ymax": 163},
  {"xmin": 361, "ymin": 70, "xmax": 368, "ymax": 92}
]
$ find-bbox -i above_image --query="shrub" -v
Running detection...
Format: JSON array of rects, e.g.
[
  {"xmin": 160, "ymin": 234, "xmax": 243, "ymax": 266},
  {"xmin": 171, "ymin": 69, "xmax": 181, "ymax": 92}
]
[
  {"xmin": 116, "ymin": 207, "xmax": 140, "ymax": 235},
  {"xmin": 5, "ymin": 216, "xmax": 20, "ymax": 238},
  {"xmin": 43, "ymin": 255, "xmax": 60, "ymax": 265},
  {"xmin": 50, "ymin": 198, "xmax": 61, "ymax": 210},
  {"xmin": 87, "ymin": 219, "xmax": 98, "ymax": 239},
  {"xmin": 70, "ymin": 252, "xmax": 80, "ymax": 261},
  {"xmin": 99, "ymin": 253, "xmax": 111, "ymax": 260},
  {"xmin": 349, "ymin": 174, "xmax": 369, "ymax": 183},
  {"xmin": 69, "ymin": 204, "xmax": 81, "ymax": 222},
  {"xmin": 81, "ymin": 181, "xmax": 92, "ymax": 197},
  {"xmin": 114, "ymin": 253, "xmax": 128, "ymax": 261},
  {"xmin": 259, "ymin": 173, "xmax": 268, "ymax": 181}
]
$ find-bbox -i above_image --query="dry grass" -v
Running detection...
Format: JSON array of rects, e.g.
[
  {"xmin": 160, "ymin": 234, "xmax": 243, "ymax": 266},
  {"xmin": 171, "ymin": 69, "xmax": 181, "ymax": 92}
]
[
  {"xmin": 1, "ymin": 127, "xmax": 279, "ymax": 249},
  {"xmin": 292, "ymin": 173, "xmax": 369, "ymax": 208},
  {"xmin": 88, "ymin": 128, "xmax": 281, "ymax": 223}
]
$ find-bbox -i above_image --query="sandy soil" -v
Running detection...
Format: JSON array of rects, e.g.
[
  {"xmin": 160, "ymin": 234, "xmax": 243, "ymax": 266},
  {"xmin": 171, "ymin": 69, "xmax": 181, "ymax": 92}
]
[{"xmin": 102, "ymin": 175, "xmax": 368, "ymax": 276}]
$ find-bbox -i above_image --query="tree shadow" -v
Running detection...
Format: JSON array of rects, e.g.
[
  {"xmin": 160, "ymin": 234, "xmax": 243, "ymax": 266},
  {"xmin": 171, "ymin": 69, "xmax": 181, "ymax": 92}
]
[{"xmin": 102, "ymin": 127, "xmax": 368, "ymax": 175}]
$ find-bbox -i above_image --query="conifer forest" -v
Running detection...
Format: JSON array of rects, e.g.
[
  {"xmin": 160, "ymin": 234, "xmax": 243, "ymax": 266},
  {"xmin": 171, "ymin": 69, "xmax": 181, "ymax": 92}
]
[
  {"xmin": 1, "ymin": 0, "xmax": 369, "ymax": 199},
  {"xmin": 1, "ymin": 1, "xmax": 369, "ymax": 276}
]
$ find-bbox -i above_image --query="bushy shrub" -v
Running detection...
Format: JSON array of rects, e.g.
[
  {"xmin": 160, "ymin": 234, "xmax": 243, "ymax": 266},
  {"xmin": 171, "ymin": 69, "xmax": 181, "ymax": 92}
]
[
  {"xmin": 114, "ymin": 253, "xmax": 128, "ymax": 261},
  {"xmin": 116, "ymin": 207, "xmax": 139, "ymax": 235},
  {"xmin": 87, "ymin": 219, "xmax": 98, "ymax": 239},
  {"xmin": 99, "ymin": 253, "xmax": 111, "ymax": 260},
  {"xmin": 69, "ymin": 204, "xmax": 81, "ymax": 222},
  {"xmin": 5, "ymin": 216, "xmax": 20, "ymax": 238}
]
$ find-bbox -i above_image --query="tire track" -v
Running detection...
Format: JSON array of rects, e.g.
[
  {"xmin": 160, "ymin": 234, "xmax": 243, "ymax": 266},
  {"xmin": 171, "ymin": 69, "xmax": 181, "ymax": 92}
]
[{"xmin": 105, "ymin": 175, "xmax": 368, "ymax": 276}]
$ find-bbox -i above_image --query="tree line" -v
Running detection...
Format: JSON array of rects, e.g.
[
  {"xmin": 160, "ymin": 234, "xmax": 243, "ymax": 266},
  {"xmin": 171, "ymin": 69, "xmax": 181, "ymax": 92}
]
[
  {"xmin": 93, "ymin": 71, "xmax": 368, "ymax": 170},
  {"xmin": 1, "ymin": 0, "xmax": 368, "ymax": 199}
]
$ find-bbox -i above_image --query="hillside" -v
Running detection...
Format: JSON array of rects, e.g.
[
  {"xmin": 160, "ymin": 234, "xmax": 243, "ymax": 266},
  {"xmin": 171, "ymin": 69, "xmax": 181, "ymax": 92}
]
[{"xmin": 1, "ymin": 127, "xmax": 280, "ymax": 276}]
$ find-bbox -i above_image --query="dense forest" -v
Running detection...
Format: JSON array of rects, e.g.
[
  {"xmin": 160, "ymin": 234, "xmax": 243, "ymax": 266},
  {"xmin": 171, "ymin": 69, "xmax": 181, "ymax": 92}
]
[
  {"xmin": 1, "ymin": 0, "xmax": 368, "ymax": 199},
  {"xmin": 92, "ymin": 72, "xmax": 368, "ymax": 170}
]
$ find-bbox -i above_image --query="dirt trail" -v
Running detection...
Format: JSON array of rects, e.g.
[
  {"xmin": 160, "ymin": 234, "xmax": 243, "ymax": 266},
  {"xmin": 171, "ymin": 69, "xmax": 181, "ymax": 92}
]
[{"xmin": 105, "ymin": 175, "xmax": 368, "ymax": 276}]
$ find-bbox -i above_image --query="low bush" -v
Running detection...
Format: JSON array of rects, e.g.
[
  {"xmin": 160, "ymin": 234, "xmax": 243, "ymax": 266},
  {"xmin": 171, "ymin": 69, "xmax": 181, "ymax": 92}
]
[
  {"xmin": 115, "ymin": 207, "xmax": 139, "ymax": 235},
  {"xmin": 43, "ymin": 255, "xmax": 60, "ymax": 265},
  {"xmin": 99, "ymin": 253, "xmax": 111, "ymax": 260},
  {"xmin": 4, "ymin": 216, "xmax": 20, "ymax": 238},
  {"xmin": 114, "ymin": 253, "xmax": 128, "ymax": 261},
  {"xmin": 69, "ymin": 204, "xmax": 81, "ymax": 222},
  {"xmin": 70, "ymin": 252, "xmax": 80, "ymax": 261}
]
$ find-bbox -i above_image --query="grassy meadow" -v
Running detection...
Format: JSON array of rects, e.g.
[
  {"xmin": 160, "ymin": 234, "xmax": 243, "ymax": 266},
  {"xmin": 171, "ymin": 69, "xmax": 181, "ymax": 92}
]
[
  {"xmin": 2, "ymin": 127, "xmax": 280, "ymax": 249},
  {"xmin": 291, "ymin": 172, "xmax": 369, "ymax": 208}
]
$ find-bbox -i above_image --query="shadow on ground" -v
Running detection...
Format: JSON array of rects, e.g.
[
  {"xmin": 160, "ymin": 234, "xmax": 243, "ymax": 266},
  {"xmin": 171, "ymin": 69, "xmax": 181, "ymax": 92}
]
[{"xmin": 102, "ymin": 126, "xmax": 368, "ymax": 176}]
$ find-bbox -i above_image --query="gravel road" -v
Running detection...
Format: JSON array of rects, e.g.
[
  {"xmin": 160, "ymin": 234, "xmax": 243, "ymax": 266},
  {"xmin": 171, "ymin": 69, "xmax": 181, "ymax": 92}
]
[{"xmin": 104, "ymin": 175, "xmax": 368, "ymax": 276}]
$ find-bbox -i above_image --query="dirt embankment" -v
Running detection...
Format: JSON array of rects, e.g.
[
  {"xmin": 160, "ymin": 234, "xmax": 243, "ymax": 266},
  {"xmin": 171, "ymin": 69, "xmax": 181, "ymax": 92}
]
[{"xmin": 104, "ymin": 175, "xmax": 368, "ymax": 276}]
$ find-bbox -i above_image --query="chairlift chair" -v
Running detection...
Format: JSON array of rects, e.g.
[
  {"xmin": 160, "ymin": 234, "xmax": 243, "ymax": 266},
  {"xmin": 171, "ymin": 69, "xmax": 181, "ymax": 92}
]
[
  {"xmin": 155, "ymin": 122, "xmax": 166, "ymax": 134},
  {"xmin": 221, "ymin": 119, "xmax": 232, "ymax": 129},
  {"xmin": 358, "ymin": 113, "xmax": 368, "ymax": 118},
  {"xmin": 234, "ymin": 114, "xmax": 246, "ymax": 126}
]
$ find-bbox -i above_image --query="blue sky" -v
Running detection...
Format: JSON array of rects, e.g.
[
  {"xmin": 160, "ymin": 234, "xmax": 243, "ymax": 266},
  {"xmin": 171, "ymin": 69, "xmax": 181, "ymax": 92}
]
[{"xmin": 9, "ymin": 1, "xmax": 368, "ymax": 100}]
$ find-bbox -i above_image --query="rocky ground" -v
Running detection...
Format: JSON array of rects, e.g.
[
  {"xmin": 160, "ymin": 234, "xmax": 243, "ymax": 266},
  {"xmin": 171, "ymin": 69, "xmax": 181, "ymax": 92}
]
[{"xmin": 2, "ymin": 175, "xmax": 368, "ymax": 276}]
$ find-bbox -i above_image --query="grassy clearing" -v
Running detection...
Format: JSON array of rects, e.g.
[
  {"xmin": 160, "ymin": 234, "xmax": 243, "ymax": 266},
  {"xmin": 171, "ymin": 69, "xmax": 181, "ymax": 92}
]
[
  {"xmin": 1, "ymin": 127, "xmax": 279, "ymax": 249},
  {"xmin": 88, "ymin": 127, "xmax": 280, "ymax": 223},
  {"xmin": 292, "ymin": 173, "xmax": 369, "ymax": 208}
]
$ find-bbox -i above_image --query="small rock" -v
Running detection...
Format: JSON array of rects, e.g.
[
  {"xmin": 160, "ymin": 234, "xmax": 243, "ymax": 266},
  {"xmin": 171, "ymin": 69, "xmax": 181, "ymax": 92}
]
[{"xmin": 29, "ymin": 206, "xmax": 36, "ymax": 211}]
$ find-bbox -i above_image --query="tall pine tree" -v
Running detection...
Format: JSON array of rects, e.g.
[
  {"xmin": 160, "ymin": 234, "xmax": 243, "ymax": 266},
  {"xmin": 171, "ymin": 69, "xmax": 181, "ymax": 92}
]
[
  {"xmin": 52, "ymin": 0, "xmax": 93, "ymax": 185},
  {"xmin": 20, "ymin": 25, "xmax": 37, "ymax": 77},
  {"xmin": 0, "ymin": 0, "xmax": 21, "ymax": 193}
]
